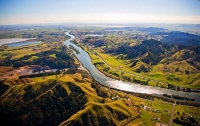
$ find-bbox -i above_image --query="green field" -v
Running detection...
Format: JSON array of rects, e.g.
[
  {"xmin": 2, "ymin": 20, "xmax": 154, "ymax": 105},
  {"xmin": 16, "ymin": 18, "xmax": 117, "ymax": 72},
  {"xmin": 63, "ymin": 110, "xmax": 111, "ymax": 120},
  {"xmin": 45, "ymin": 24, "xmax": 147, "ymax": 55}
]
[{"xmin": 86, "ymin": 46, "xmax": 200, "ymax": 89}]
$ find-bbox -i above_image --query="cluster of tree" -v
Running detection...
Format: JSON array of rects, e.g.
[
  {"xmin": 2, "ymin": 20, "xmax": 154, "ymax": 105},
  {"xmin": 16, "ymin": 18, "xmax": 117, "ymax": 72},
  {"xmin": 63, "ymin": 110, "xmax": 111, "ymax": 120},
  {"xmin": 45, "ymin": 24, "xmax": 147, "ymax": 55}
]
[
  {"xmin": 154, "ymin": 95, "xmax": 175, "ymax": 104},
  {"xmin": 0, "ymin": 80, "xmax": 9, "ymax": 96},
  {"xmin": 176, "ymin": 101, "xmax": 200, "ymax": 107},
  {"xmin": 103, "ymin": 39, "xmax": 200, "ymax": 73},
  {"xmin": 104, "ymin": 39, "xmax": 177, "ymax": 65},
  {"xmin": 132, "ymin": 78, "xmax": 149, "ymax": 85},
  {"xmin": 99, "ymin": 65, "xmax": 150, "ymax": 86},
  {"xmin": 122, "ymin": 75, "xmax": 132, "ymax": 82},
  {"xmin": 109, "ymin": 88, "xmax": 200, "ymax": 107},
  {"xmin": 23, "ymin": 80, "xmax": 57, "ymax": 102},
  {"xmin": 19, "ymin": 70, "xmax": 61, "ymax": 79},
  {"xmin": 155, "ymin": 95, "xmax": 200, "ymax": 107},
  {"xmin": 93, "ymin": 62, "xmax": 104, "ymax": 66},
  {"xmin": 92, "ymin": 40, "xmax": 105, "ymax": 47},
  {"xmin": 168, "ymin": 84, "xmax": 192, "ymax": 92},
  {"xmin": 69, "ymin": 45, "xmax": 80, "ymax": 54},
  {"xmin": 63, "ymin": 67, "xmax": 90, "ymax": 79},
  {"xmin": 98, "ymin": 69, "xmax": 120, "ymax": 81},
  {"xmin": 111, "ymin": 72, "xmax": 120, "ymax": 78},
  {"xmin": 163, "ymin": 94, "xmax": 172, "ymax": 98},
  {"xmin": 38, "ymin": 32, "xmax": 69, "ymax": 43},
  {"xmin": 172, "ymin": 95, "xmax": 195, "ymax": 101},
  {"xmin": 1, "ymin": 49, "xmax": 75, "ymax": 69},
  {"xmin": 0, "ymin": 81, "xmax": 87, "ymax": 126},
  {"xmin": 64, "ymin": 68, "xmax": 78, "ymax": 74},
  {"xmin": 173, "ymin": 116, "xmax": 198, "ymax": 126},
  {"xmin": 91, "ymin": 80, "xmax": 110, "ymax": 98}
]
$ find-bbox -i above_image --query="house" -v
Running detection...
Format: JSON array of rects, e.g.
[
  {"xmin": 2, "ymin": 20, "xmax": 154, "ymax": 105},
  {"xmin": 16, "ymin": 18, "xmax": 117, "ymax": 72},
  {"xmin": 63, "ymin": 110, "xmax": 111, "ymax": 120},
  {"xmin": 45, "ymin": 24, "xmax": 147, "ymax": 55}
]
[
  {"xmin": 143, "ymin": 106, "xmax": 151, "ymax": 111},
  {"xmin": 152, "ymin": 117, "xmax": 160, "ymax": 121}
]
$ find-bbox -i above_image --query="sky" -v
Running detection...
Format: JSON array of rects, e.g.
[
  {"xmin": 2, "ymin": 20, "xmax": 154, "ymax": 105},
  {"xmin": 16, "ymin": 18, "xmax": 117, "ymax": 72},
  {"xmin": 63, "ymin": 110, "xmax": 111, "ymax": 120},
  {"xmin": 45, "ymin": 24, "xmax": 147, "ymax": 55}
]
[{"xmin": 0, "ymin": 0, "xmax": 200, "ymax": 25}]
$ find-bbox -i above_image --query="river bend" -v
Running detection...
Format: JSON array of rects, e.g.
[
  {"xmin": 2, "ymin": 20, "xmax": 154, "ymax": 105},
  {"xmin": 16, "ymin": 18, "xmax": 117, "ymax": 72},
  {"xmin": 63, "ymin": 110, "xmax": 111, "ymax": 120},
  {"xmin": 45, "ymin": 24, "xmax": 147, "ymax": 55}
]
[{"xmin": 64, "ymin": 32, "xmax": 200, "ymax": 103}]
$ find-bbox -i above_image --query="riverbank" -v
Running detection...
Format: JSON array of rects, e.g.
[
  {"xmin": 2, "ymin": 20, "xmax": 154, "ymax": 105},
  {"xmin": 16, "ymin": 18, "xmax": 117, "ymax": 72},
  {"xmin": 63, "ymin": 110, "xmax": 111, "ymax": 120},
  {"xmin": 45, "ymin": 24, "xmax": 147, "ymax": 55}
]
[
  {"xmin": 75, "ymin": 45, "xmax": 200, "ymax": 106},
  {"xmin": 65, "ymin": 31, "xmax": 200, "ymax": 104},
  {"xmin": 71, "ymin": 48, "xmax": 200, "ymax": 106},
  {"xmin": 82, "ymin": 44, "xmax": 200, "ymax": 94}
]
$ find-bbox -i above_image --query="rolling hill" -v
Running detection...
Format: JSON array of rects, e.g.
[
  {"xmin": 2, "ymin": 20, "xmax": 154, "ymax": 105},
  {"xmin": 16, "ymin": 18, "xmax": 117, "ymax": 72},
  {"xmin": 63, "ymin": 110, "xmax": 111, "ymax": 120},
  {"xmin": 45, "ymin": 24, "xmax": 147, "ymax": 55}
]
[
  {"xmin": 0, "ymin": 69, "xmax": 141, "ymax": 126},
  {"xmin": 161, "ymin": 31, "xmax": 200, "ymax": 46},
  {"xmin": 102, "ymin": 39, "xmax": 200, "ymax": 87}
]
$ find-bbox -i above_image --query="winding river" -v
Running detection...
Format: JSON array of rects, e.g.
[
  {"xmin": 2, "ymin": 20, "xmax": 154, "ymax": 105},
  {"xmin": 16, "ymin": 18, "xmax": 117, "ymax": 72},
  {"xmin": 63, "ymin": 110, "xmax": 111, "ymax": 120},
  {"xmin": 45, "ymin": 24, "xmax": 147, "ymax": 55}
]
[{"xmin": 64, "ymin": 32, "xmax": 200, "ymax": 103}]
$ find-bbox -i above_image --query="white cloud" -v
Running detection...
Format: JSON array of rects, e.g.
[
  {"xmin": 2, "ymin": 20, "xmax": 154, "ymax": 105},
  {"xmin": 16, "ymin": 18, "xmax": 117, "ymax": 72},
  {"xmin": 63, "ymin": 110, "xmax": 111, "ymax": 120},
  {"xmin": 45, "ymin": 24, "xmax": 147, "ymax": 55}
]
[{"xmin": 62, "ymin": 13, "xmax": 200, "ymax": 24}]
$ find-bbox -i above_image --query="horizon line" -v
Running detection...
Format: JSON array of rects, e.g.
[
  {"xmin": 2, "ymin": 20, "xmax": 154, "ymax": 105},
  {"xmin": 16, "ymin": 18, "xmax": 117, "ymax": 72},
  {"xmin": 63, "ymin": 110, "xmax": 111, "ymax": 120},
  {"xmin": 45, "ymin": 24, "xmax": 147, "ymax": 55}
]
[{"xmin": 1, "ymin": 22, "xmax": 200, "ymax": 26}]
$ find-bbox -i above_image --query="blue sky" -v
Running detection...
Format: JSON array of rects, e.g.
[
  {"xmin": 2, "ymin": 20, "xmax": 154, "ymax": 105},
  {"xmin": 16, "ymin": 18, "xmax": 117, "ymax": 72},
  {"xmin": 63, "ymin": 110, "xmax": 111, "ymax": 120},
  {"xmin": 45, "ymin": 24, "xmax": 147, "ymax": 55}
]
[{"xmin": 0, "ymin": 0, "xmax": 200, "ymax": 25}]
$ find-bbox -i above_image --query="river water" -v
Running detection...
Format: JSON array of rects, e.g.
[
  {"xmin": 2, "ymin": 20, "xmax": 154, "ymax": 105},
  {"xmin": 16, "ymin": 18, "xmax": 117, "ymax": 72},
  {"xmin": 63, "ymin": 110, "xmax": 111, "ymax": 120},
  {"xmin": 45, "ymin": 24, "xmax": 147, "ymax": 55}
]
[{"xmin": 64, "ymin": 32, "xmax": 200, "ymax": 103}]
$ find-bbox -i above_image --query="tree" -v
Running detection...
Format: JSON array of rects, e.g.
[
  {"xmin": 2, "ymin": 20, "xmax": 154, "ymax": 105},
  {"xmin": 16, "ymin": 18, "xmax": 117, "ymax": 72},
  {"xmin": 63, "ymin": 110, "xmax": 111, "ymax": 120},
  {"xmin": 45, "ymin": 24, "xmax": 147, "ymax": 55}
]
[
  {"xmin": 101, "ymin": 98, "xmax": 105, "ymax": 103},
  {"xmin": 180, "ymin": 116, "xmax": 183, "ymax": 120}
]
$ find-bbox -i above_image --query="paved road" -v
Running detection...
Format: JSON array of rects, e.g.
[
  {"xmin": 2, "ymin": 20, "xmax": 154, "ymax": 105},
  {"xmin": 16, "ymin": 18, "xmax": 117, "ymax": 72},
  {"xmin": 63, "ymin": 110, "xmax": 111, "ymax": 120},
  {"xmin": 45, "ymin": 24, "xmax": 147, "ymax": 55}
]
[{"xmin": 169, "ymin": 104, "xmax": 175, "ymax": 126}]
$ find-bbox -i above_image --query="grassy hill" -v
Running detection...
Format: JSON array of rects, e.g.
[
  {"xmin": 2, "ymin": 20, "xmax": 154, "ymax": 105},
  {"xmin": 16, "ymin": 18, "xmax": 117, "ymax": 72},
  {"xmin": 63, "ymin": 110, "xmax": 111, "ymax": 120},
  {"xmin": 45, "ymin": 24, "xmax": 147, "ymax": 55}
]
[
  {"xmin": 0, "ymin": 68, "xmax": 141, "ymax": 126},
  {"xmin": 161, "ymin": 31, "xmax": 200, "ymax": 46},
  {"xmin": 60, "ymin": 101, "xmax": 136, "ymax": 126},
  {"xmin": 87, "ymin": 39, "xmax": 200, "ymax": 88},
  {"xmin": 1, "ymin": 53, "xmax": 200, "ymax": 126},
  {"xmin": 0, "ymin": 29, "xmax": 140, "ymax": 126}
]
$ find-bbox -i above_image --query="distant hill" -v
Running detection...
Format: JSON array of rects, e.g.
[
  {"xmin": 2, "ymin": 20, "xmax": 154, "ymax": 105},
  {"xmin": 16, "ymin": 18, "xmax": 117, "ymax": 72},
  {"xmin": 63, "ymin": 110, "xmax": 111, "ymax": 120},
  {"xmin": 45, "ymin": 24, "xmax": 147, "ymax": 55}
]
[
  {"xmin": 104, "ymin": 27, "xmax": 167, "ymax": 33},
  {"xmin": 161, "ymin": 31, "xmax": 200, "ymax": 46},
  {"xmin": 104, "ymin": 39, "xmax": 200, "ymax": 73},
  {"xmin": 105, "ymin": 39, "xmax": 177, "ymax": 64},
  {"xmin": 137, "ymin": 27, "xmax": 166, "ymax": 33}
]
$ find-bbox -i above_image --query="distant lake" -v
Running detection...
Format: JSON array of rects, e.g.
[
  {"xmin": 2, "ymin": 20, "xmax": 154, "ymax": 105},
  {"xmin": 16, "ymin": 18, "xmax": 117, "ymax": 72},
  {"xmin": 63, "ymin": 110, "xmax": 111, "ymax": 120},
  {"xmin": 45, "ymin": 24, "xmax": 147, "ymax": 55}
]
[
  {"xmin": 7, "ymin": 41, "xmax": 40, "ymax": 47},
  {"xmin": 0, "ymin": 38, "xmax": 36, "ymax": 46}
]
